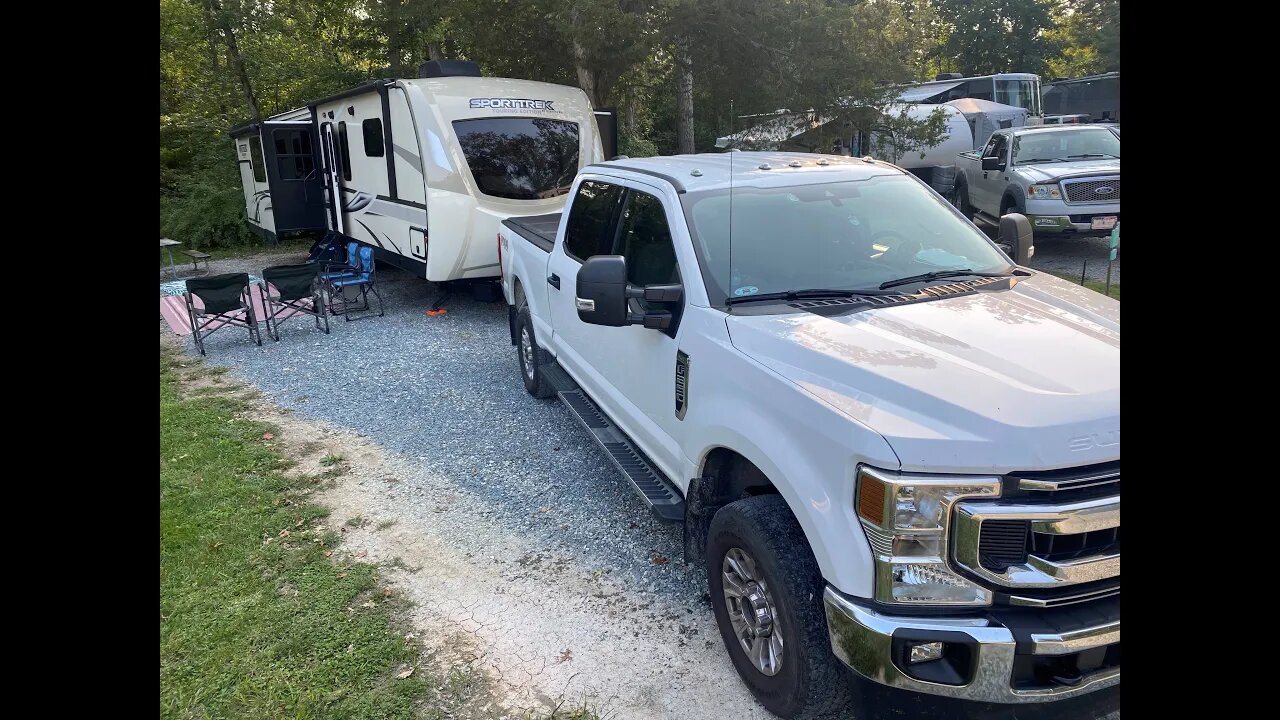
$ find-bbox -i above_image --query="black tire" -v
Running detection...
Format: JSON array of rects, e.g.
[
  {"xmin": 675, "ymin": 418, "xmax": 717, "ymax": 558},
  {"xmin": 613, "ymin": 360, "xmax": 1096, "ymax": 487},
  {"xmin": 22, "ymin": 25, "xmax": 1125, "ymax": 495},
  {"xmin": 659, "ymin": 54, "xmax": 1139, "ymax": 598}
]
[
  {"xmin": 1000, "ymin": 193, "xmax": 1024, "ymax": 217},
  {"xmin": 708, "ymin": 495, "xmax": 854, "ymax": 719},
  {"xmin": 953, "ymin": 178, "xmax": 973, "ymax": 219},
  {"xmin": 514, "ymin": 306, "xmax": 555, "ymax": 399}
]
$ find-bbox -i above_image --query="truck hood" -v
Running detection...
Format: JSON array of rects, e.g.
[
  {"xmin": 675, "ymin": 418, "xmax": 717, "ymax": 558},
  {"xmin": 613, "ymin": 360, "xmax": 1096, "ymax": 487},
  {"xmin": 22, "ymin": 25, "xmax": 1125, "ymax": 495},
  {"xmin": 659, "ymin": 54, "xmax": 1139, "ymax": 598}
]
[
  {"xmin": 1016, "ymin": 159, "xmax": 1119, "ymax": 184},
  {"xmin": 725, "ymin": 273, "xmax": 1119, "ymax": 473}
]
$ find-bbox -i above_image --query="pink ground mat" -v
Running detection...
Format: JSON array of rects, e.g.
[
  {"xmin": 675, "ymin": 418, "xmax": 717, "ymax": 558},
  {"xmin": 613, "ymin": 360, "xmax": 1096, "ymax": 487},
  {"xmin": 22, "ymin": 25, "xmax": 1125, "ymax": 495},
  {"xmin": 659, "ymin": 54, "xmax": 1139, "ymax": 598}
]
[{"xmin": 159, "ymin": 283, "xmax": 306, "ymax": 336}]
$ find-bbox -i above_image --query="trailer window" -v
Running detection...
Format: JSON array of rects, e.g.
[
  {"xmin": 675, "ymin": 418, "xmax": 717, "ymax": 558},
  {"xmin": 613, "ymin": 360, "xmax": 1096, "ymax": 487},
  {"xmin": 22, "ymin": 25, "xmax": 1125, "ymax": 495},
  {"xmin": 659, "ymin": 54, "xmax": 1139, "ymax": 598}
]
[
  {"xmin": 362, "ymin": 119, "xmax": 385, "ymax": 157},
  {"xmin": 338, "ymin": 122, "xmax": 353, "ymax": 181},
  {"xmin": 249, "ymin": 136, "xmax": 266, "ymax": 183},
  {"xmin": 453, "ymin": 118, "xmax": 580, "ymax": 200},
  {"xmin": 273, "ymin": 129, "xmax": 315, "ymax": 180}
]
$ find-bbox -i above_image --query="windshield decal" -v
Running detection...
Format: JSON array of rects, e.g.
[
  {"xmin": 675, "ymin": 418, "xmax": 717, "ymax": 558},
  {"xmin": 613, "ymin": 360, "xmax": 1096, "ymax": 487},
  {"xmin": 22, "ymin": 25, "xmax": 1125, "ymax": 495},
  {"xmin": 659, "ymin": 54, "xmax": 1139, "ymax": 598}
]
[{"xmin": 733, "ymin": 286, "xmax": 759, "ymax": 297}]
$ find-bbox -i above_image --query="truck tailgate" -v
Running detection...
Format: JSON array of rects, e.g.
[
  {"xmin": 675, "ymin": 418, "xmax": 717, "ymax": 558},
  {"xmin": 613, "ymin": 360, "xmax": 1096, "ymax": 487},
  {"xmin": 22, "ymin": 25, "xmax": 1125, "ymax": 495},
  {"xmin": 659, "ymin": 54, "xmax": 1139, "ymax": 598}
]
[{"xmin": 502, "ymin": 213, "xmax": 561, "ymax": 252}]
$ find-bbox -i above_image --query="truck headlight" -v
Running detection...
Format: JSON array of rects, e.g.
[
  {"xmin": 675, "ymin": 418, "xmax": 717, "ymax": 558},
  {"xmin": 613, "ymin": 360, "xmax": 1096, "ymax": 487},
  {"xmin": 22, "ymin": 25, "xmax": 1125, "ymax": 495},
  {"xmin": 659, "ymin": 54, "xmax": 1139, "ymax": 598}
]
[
  {"xmin": 1027, "ymin": 184, "xmax": 1062, "ymax": 200},
  {"xmin": 855, "ymin": 466, "xmax": 999, "ymax": 606}
]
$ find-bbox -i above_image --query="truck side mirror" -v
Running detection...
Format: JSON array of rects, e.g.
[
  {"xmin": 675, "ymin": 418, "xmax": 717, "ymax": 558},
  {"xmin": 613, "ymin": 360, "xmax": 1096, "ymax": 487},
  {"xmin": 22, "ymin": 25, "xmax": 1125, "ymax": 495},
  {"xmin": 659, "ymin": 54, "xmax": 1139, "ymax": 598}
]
[
  {"xmin": 576, "ymin": 255, "xmax": 630, "ymax": 326},
  {"xmin": 981, "ymin": 156, "xmax": 1002, "ymax": 171},
  {"xmin": 998, "ymin": 213, "xmax": 1035, "ymax": 265}
]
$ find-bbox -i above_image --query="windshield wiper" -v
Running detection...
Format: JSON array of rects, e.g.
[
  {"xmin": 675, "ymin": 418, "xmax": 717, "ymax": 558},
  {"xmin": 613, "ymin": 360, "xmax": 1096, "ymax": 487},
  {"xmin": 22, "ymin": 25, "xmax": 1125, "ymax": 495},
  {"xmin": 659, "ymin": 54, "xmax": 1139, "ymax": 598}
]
[
  {"xmin": 1020, "ymin": 157, "xmax": 1069, "ymax": 163},
  {"xmin": 1066, "ymin": 153, "xmax": 1119, "ymax": 159},
  {"xmin": 724, "ymin": 287, "xmax": 892, "ymax": 306},
  {"xmin": 879, "ymin": 269, "xmax": 1010, "ymax": 290}
]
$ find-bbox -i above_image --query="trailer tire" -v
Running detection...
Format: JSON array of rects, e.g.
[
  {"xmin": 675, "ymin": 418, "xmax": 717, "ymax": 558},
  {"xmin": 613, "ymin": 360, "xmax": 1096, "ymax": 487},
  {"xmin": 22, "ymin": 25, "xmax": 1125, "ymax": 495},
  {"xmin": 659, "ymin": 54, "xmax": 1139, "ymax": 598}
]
[
  {"xmin": 708, "ymin": 495, "xmax": 854, "ymax": 719},
  {"xmin": 515, "ymin": 307, "xmax": 555, "ymax": 399}
]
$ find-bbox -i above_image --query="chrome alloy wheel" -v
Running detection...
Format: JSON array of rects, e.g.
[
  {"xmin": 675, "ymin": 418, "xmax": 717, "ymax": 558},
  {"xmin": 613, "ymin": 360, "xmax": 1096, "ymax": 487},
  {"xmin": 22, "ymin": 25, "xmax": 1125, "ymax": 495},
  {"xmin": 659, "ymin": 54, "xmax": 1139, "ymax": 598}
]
[
  {"xmin": 722, "ymin": 547, "xmax": 784, "ymax": 676},
  {"xmin": 520, "ymin": 326, "xmax": 536, "ymax": 381}
]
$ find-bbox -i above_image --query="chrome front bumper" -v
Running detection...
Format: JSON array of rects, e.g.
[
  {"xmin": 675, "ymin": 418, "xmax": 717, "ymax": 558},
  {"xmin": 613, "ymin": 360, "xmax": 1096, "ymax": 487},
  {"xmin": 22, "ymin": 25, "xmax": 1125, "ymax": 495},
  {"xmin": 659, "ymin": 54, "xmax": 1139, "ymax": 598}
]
[{"xmin": 823, "ymin": 587, "xmax": 1119, "ymax": 704}]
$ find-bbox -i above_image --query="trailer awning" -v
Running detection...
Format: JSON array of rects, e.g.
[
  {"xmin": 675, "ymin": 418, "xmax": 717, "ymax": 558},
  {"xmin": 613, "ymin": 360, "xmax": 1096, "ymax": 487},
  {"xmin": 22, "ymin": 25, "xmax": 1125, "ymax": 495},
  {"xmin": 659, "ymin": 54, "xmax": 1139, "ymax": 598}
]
[{"xmin": 898, "ymin": 81, "xmax": 962, "ymax": 103}]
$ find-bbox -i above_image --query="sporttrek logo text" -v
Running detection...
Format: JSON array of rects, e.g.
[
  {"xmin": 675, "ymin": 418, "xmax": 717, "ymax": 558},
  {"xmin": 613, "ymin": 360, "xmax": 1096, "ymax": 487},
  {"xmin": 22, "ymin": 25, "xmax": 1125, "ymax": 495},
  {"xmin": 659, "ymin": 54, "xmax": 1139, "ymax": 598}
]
[{"xmin": 469, "ymin": 98, "xmax": 556, "ymax": 111}]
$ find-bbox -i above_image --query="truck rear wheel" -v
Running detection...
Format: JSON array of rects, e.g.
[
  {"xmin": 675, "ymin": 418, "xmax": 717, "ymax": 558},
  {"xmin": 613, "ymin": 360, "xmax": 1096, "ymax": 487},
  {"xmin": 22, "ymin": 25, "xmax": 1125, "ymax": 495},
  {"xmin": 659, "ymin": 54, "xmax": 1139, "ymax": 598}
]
[
  {"xmin": 707, "ymin": 495, "xmax": 854, "ymax": 719},
  {"xmin": 515, "ymin": 307, "xmax": 555, "ymax": 399}
]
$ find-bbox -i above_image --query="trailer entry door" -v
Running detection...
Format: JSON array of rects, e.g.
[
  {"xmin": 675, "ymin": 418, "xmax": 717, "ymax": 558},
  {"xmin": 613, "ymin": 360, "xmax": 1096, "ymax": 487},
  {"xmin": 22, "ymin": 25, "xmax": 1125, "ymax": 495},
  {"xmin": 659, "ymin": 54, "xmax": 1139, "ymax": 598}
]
[{"xmin": 262, "ymin": 121, "xmax": 327, "ymax": 234}]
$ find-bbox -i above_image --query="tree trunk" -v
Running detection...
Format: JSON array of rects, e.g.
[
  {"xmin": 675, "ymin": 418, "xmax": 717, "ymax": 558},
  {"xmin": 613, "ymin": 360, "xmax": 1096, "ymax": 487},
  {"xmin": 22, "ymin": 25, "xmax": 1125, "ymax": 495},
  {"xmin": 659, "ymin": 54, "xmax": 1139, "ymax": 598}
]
[
  {"xmin": 200, "ymin": 0, "xmax": 227, "ymax": 119},
  {"xmin": 427, "ymin": 41, "xmax": 444, "ymax": 61},
  {"xmin": 675, "ymin": 35, "xmax": 695, "ymax": 154},
  {"xmin": 209, "ymin": 0, "xmax": 260, "ymax": 120},
  {"xmin": 384, "ymin": 0, "xmax": 402, "ymax": 76}
]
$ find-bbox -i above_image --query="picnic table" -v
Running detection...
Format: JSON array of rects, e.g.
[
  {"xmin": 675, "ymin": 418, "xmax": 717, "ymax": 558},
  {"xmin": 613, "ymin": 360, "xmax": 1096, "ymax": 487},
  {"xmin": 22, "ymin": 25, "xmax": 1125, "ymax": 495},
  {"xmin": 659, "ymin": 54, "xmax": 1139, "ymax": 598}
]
[{"xmin": 160, "ymin": 238, "xmax": 181, "ymax": 278}]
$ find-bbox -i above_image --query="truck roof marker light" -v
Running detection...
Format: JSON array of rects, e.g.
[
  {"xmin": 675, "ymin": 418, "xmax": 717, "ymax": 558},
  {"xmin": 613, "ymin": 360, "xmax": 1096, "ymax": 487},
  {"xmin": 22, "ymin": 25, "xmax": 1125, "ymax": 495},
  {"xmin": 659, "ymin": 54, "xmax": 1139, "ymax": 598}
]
[
  {"xmin": 857, "ymin": 472, "xmax": 887, "ymax": 525},
  {"xmin": 758, "ymin": 163, "xmax": 772, "ymax": 170},
  {"xmin": 690, "ymin": 169, "xmax": 703, "ymax": 177},
  {"xmin": 816, "ymin": 159, "xmax": 830, "ymax": 166},
  {"xmin": 788, "ymin": 160, "xmax": 803, "ymax": 168},
  {"xmin": 862, "ymin": 156, "xmax": 876, "ymax": 163}
]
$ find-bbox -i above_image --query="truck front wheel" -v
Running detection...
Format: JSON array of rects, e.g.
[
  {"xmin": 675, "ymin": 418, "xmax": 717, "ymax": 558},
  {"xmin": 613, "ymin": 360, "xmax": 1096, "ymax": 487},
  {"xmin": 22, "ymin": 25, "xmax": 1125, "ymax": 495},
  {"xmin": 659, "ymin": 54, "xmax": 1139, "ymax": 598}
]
[
  {"xmin": 952, "ymin": 177, "xmax": 973, "ymax": 219},
  {"xmin": 515, "ymin": 307, "xmax": 555, "ymax": 399},
  {"xmin": 708, "ymin": 495, "xmax": 854, "ymax": 719}
]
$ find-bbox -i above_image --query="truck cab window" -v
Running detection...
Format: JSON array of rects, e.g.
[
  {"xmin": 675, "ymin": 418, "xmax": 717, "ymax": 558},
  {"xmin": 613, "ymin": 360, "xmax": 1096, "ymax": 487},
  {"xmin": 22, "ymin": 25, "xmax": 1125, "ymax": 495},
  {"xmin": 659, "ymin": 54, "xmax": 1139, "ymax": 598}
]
[
  {"xmin": 616, "ymin": 191, "xmax": 679, "ymax": 291},
  {"xmin": 564, "ymin": 180, "xmax": 624, "ymax": 261}
]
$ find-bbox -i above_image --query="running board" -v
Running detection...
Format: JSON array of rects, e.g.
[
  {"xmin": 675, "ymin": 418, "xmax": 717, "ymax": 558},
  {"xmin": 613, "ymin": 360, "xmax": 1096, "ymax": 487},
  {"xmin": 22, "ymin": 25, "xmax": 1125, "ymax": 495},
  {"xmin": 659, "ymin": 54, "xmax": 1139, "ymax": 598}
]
[{"xmin": 555, "ymin": 386, "xmax": 686, "ymax": 524}]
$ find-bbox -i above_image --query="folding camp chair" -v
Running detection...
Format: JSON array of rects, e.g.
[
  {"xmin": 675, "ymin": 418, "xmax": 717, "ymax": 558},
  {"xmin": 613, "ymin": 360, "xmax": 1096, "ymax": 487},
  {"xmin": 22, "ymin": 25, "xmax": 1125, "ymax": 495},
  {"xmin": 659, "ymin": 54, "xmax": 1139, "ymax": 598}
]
[
  {"xmin": 184, "ymin": 272, "xmax": 262, "ymax": 355},
  {"xmin": 259, "ymin": 263, "xmax": 329, "ymax": 341},
  {"xmin": 320, "ymin": 245, "xmax": 384, "ymax": 321}
]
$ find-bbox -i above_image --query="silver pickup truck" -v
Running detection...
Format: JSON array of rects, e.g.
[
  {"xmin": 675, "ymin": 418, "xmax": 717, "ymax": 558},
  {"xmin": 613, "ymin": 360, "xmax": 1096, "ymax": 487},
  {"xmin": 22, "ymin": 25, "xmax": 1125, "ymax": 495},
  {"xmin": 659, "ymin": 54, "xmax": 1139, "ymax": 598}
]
[{"xmin": 953, "ymin": 125, "xmax": 1120, "ymax": 236}]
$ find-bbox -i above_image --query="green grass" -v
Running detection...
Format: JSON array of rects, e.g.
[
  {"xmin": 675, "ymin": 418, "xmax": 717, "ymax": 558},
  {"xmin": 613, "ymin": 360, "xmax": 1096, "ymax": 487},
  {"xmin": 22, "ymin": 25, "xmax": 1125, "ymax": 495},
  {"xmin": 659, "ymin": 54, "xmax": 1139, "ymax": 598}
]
[
  {"xmin": 161, "ymin": 346, "xmax": 605, "ymax": 720},
  {"xmin": 1046, "ymin": 271, "xmax": 1120, "ymax": 301},
  {"xmin": 160, "ymin": 347, "xmax": 429, "ymax": 719}
]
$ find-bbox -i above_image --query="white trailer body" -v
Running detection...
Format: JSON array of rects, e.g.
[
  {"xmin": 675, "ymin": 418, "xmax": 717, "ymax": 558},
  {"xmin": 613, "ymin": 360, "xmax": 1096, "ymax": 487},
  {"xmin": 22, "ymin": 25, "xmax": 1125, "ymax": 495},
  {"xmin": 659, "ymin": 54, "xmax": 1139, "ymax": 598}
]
[
  {"xmin": 230, "ymin": 107, "xmax": 327, "ymax": 243},
  {"xmin": 309, "ymin": 68, "xmax": 608, "ymax": 282}
]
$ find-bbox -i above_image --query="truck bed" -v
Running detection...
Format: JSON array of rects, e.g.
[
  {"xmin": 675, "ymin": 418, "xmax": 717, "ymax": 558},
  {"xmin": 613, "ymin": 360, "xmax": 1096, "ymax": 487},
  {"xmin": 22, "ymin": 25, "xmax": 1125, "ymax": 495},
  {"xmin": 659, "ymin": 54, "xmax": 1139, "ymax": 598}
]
[{"xmin": 502, "ymin": 213, "xmax": 562, "ymax": 253}]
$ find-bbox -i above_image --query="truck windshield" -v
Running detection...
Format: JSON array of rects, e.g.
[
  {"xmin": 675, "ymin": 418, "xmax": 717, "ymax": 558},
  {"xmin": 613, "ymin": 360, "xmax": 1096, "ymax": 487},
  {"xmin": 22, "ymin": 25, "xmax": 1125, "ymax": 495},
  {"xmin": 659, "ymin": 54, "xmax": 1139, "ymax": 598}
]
[
  {"xmin": 453, "ymin": 118, "xmax": 580, "ymax": 200},
  {"xmin": 1012, "ymin": 128, "xmax": 1119, "ymax": 164},
  {"xmin": 682, "ymin": 173, "xmax": 1012, "ymax": 305}
]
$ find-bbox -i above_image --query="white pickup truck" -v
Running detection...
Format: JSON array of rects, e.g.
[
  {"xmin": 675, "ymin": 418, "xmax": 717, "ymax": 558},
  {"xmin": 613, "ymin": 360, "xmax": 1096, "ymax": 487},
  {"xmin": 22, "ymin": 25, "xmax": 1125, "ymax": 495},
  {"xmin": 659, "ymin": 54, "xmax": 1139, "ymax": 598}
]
[
  {"xmin": 953, "ymin": 125, "xmax": 1119, "ymax": 236},
  {"xmin": 498, "ymin": 152, "xmax": 1119, "ymax": 718}
]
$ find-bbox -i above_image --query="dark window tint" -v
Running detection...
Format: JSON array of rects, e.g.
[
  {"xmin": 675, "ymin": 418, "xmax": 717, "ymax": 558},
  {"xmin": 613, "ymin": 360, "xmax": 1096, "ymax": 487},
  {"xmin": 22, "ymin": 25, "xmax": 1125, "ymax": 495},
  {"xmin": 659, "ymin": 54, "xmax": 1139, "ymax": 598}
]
[
  {"xmin": 273, "ymin": 129, "xmax": 315, "ymax": 181},
  {"xmin": 249, "ymin": 136, "xmax": 266, "ymax": 183},
  {"xmin": 362, "ymin": 119, "xmax": 385, "ymax": 157},
  {"xmin": 617, "ymin": 191, "xmax": 679, "ymax": 292},
  {"xmin": 564, "ymin": 180, "xmax": 623, "ymax": 261},
  {"xmin": 338, "ymin": 122, "xmax": 352, "ymax": 181},
  {"xmin": 453, "ymin": 118, "xmax": 579, "ymax": 200}
]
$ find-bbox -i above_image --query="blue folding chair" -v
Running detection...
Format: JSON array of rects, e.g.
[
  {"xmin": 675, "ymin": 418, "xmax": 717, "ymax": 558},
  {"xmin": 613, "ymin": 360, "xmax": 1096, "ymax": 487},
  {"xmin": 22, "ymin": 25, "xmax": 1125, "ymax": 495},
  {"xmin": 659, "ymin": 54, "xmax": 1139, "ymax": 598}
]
[{"xmin": 320, "ymin": 245, "xmax": 384, "ymax": 321}]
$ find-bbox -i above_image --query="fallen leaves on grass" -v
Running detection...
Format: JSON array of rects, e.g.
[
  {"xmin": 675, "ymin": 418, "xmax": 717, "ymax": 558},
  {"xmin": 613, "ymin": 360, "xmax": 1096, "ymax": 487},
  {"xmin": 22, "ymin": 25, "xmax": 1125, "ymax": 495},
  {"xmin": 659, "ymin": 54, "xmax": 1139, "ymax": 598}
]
[
  {"xmin": 557, "ymin": 648, "xmax": 573, "ymax": 664},
  {"xmin": 397, "ymin": 666, "xmax": 416, "ymax": 679},
  {"xmin": 652, "ymin": 555, "xmax": 669, "ymax": 565},
  {"xmin": 261, "ymin": 432, "xmax": 275, "ymax": 441}
]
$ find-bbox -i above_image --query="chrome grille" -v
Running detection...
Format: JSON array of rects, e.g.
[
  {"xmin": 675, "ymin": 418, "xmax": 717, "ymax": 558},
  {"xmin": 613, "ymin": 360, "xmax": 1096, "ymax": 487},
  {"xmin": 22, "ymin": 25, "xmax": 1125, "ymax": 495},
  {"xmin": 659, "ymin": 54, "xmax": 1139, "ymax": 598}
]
[
  {"xmin": 953, "ymin": 492, "xmax": 1120, "ymax": 591},
  {"xmin": 1063, "ymin": 177, "xmax": 1120, "ymax": 203}
]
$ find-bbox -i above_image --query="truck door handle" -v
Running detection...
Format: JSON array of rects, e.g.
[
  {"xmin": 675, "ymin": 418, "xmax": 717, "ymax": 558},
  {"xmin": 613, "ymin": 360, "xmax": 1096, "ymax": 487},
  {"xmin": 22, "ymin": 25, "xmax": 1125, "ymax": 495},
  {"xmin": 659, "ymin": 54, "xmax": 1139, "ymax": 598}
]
[{"xmin": 548, "ymin": 273, "xmax": 560, "ymax": 289}]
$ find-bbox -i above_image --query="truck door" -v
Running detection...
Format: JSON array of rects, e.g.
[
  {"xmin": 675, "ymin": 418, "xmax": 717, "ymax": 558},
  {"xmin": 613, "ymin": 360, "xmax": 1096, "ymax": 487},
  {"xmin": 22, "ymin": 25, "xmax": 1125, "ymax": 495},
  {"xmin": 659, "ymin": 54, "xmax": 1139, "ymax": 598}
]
[
  {"xmin": 262, "ymin": 122, "xmax": 327, "ymax": 234},
  {"xmin": 974, "ymin": 132, "xmax": 1009, "ymax": 214},
  {"xmin": 548, "ymin": 181, "xmax": 687, "ymax": 481}
]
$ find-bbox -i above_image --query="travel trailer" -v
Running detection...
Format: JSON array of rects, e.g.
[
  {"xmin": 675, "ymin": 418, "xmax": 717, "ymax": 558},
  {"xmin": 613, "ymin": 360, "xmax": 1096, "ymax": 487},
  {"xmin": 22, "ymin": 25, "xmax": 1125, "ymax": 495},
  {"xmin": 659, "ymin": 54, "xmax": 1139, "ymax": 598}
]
[
  {"xmin": 897, "ymin": 72, "xmax": 1043, "ymax": 122},
  {"xmin": 231, "ymin": 60, "xmax": 617, "ymax": 284},
  {"xmin": 230, "ymin": 107, "xmax": 328, "ymax": 243}
]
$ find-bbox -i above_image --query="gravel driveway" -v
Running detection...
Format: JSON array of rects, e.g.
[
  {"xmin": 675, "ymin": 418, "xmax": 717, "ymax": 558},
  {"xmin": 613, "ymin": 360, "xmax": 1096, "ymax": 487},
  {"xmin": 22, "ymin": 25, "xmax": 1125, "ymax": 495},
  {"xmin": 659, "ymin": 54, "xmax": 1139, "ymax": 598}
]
[
  {"xmin": 162, "ymin": 250, "xmax": 1119, "ymax": 719},
  {"xmin": 976, "ymin": 222, "xmax": 1121, "ymax": 285}
]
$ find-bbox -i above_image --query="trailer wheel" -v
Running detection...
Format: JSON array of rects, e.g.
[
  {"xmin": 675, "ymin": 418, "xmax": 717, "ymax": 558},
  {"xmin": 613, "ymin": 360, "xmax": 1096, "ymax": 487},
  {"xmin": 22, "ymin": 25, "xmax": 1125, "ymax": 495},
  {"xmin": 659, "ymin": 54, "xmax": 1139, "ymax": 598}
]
[
  {"xmin": 708, "ymin": 495, "xmax": 854, "ymax": 719},
  {"xmin": 515, "ymin": 307, "xmax": 555, "ymax": 399}
]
